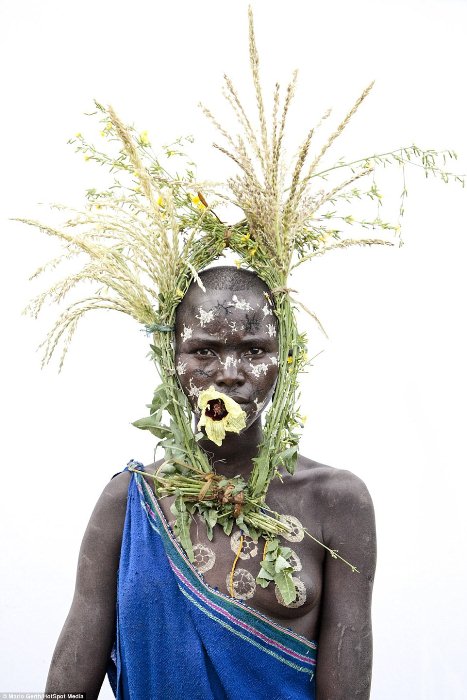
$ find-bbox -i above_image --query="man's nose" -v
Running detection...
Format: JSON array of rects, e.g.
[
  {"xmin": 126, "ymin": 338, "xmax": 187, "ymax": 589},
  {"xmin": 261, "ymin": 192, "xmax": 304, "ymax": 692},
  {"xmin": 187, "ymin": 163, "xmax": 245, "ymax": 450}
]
[{"xmin": 215, "ymin": 355, "xmax": 245, "ymax": 387}]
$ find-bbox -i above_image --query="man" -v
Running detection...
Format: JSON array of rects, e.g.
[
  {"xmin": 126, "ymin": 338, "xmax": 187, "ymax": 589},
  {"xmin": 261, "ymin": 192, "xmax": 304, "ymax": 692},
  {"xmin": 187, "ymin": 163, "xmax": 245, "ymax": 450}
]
[{"xmin": 44, "ymin": 266, "xmax": 376, "ymax": 699}]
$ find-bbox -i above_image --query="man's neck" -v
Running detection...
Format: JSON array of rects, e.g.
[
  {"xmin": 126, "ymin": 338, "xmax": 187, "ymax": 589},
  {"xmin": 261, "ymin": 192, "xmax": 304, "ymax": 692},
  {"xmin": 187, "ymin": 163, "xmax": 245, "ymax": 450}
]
[{"xmin": 198, "ymin": 418, "xmax": 263, "ymax": 481}]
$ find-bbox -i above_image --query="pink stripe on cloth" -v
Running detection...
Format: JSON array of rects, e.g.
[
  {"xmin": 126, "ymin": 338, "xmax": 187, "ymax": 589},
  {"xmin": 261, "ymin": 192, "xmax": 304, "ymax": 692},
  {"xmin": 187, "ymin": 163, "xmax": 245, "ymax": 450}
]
[{"xmin": 170, "ymin": 559, "xmax": 316, "ymax": 666}]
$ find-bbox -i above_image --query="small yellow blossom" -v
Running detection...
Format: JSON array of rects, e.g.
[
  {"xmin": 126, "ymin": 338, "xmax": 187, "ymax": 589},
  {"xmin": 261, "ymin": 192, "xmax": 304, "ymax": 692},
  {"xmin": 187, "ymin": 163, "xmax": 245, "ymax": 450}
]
[
  {"xmin": 240, "ymin": 232, "xmax": 250, "ymax": 242},
  {"xmin": 75, "ymin": 132, "xmax": 82, "ymax": 138},
  {"xmin": 234, "ymin": 259, "xmax": 242, "ymax": 269},
  {"xmin": 140, "ymin": 130, "xmax": 150, "ymax": 147},
  {"xmin": 197, "ymin": 386, "xmax": 246, "ymax": 446},
  {"xmin": 175, "ymin": 288, "xmax": 184, "ymax": 298},
  {"xmin": 157, "ymin": 195, "xmax": 165, "ymax": 207},
  {"xmin": 287, "ymin": 356, "xmax": 293, "ymax": 364},
  {"xmin": 84, "ymin": 155, "xmax": 91, "ymax": 161},
  {"xmin": 250, "ymin": 246, "xmax": 257, "ymax": 257},
  {"xmin": 190, "ymin": 194, "xmax": 206, "ymax": 211}
]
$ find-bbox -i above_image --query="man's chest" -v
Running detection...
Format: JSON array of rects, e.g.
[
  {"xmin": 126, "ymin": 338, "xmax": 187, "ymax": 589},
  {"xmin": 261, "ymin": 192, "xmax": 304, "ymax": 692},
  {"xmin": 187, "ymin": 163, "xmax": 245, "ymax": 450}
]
[{"xmin": 157, "ymin": 490, "xmax": 324, "ymax": 627}]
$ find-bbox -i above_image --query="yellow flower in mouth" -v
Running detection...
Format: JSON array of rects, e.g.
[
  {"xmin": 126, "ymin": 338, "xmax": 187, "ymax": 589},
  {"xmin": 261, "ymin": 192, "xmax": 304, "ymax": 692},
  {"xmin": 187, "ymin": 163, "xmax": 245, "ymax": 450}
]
[{"xmin": 197, "ymin": 386, "xmax": 247, "ymax": 446}]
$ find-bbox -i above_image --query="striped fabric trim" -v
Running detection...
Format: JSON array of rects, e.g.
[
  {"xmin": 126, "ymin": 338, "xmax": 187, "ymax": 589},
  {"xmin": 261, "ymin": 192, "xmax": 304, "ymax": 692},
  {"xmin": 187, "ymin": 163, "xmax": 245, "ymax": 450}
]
[{"xmin": 132, "ymin": 467, "xmax": 317, "ymax": 672}]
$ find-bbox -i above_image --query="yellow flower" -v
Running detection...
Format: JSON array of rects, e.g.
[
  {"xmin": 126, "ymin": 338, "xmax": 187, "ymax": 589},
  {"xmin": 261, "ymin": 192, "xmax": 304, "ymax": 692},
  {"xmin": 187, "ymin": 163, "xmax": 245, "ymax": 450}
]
[
  {"xmin": 157, "ymin": 195, "xmax": 165, "ymax": 207},
  {"xmin": 287, "ymin": 356, "xmax": 293, "ymax": 364},
  {"xmin": 190, "ymin": 194, "xmax": 206, "ymax": 211},
  {"xmin": 234, "ymin": 259, "xmax": 242, "ymax": 269},
  {"xmin": 140, "ymin": 130, "xmax": 150, "ymax": 147},
  {"xmin": 75, "ymin": 132, "xmax": 82, "ymax": 138},
  {"xmin": 250, "ymin": 246, "xmax": 257, "ymax": 257},
  {"xmin": 197, "ymin": 386, "xmax": 246, "ymax": 446}
]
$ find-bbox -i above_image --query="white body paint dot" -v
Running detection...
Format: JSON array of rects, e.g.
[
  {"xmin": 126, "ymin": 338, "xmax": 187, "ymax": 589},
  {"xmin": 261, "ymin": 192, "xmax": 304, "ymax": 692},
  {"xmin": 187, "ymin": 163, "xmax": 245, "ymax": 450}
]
[
  {"xmin": 193, "ymin": 544, "xmax": 216, "ymax": 574},
  {"xmin": 279, "ymin": 515, "xmax": 305, "ymax": 543},
  {"xmin": 226, "ymin": 569, "xmax": 256, "ymax": 600},
  {"xmin": 288, "ymin": 550, "xmax": 303, "ymax": 572},
  {"xmin": 230, "ymin": 531, "xmax": 258, "ymax": 560},
  {"xmin": 275, "ymin": 577, "xmax": 307, "ymax": 608}
]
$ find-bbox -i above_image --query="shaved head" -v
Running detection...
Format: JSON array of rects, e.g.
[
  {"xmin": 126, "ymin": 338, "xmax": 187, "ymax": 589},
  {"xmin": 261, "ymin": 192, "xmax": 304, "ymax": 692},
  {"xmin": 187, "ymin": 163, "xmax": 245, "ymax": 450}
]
[{"xmin": 175, "ymin": 266, "xmax": 274, "ymax": 333}]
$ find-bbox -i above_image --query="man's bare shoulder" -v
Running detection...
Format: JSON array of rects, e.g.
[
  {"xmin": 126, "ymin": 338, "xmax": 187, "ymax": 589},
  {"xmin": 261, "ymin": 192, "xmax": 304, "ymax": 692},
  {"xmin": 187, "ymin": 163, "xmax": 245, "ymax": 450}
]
[
  {"xmin": 83, "ymin": 470, "xmax": 132, "ymax": 546},
  {"xmin": 295, "ymin": 455, "xmax": 374, "ymax": 520},
  {"xmin": 97, "ymin": 469, "xmax": 132, "ymax": 510}
]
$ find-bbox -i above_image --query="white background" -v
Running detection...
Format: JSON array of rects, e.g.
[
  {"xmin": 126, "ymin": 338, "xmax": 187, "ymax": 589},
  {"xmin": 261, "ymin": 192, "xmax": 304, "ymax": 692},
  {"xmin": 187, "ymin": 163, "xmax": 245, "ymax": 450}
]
[{"xmin": 1, "ymin": 0, "xmax": 466, "ymax": 698}]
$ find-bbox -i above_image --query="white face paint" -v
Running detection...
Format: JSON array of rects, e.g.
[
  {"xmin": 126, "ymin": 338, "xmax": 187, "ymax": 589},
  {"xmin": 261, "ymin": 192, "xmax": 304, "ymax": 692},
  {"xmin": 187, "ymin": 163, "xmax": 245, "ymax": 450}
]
[
  {"xmin": 188, "ymin": 378, "xmax": 201, "ymax": 399},
  {"xmin": 220, "ymin": 355, "xmax": 239, "ymax": 370},
  {"xmin": 231, "ymin": 294, "xmax": 253, "ymax": 311},
  {"xmin": 176, "ymin": 361, "xmax": 187, "ymax": 375},
  {"xmin": 180, "ymin": 324, "xmax": 193, "ymax": 342},
  {"xmin": 253, "ymin": 398, "xmax": 266, "ymax": 413},
  {"xmin": 196, "ymin": 307, "xmax": 215, "ymax": 327},
  {"xmin": 249, "ymin": 362, "xmax": 269, "ymax": 377},
  {"xmin": 270, "ymin": 355, "xmax": 278, "ymax": 365},
  {"xmin": 266, "ymin": 323, "xmax": 277, "ymax": 337},
  {"xmin": 262, "ymin": 303, "xmax": 273, "ymax": 317}
]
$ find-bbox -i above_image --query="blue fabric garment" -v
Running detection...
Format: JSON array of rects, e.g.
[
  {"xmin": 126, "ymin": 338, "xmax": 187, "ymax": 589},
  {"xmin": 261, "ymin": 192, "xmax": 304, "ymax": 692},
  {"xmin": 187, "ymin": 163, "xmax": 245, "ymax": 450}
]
[{"xmin": 108, "ymin": 461, "xmax": 317, "ymax": 699}]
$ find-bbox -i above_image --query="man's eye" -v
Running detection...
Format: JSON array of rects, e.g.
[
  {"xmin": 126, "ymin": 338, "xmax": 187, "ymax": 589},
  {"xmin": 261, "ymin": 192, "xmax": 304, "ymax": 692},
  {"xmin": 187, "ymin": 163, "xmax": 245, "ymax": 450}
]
[
  {"xmin": 246, "ymin": 348, "xmax": 264, "ymax": 356},
  {"xmin": 195, "ymin": 348, "xmax": 215, "ymax": 357}
]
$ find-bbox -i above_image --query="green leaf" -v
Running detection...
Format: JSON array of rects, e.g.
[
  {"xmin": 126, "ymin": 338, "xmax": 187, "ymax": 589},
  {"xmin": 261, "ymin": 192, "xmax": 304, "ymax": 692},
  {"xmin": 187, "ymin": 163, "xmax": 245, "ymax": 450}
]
[
  {"xmin": 257, "ymin": 568, "xmax": 274, "ymax": 581},
  {"xmin": 206, "ymin": 509, "xmax": 218, "ymax": 529},
  {"xmin": 259, "ymin": 560, "xmax": 275, "ymax": 576},
  {"xmin": 275, "ymin": 555, "xmax": 292, "ymax": 573},
  {"xmin": 222, "ymin": 518, "xmax": 234, "ymax": 536},
  {"xmin": 275, "ymin": 570, "xmax": 296, "ymax": 606},
  {"xmin": 132, "ymin": 414, "xmax": 171, "ymax": 439},
  {"xmin": 175, "ymin": 510, "xmax": 194, "ymax": 562},
  {"xmin": 256, "ymin": 576, "xmax": 271, "ymax": 588}
]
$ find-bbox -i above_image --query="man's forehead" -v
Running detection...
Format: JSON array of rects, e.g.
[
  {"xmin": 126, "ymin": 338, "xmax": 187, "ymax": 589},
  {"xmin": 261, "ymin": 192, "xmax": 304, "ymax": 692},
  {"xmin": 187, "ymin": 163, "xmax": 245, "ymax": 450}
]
[
  {"xmin": 176, "ymin": 285, "xmax": 277, "ymax": 339},
  {"xmin": 185, "ymin": 284, "xmax": 271, "ymax": 308}
]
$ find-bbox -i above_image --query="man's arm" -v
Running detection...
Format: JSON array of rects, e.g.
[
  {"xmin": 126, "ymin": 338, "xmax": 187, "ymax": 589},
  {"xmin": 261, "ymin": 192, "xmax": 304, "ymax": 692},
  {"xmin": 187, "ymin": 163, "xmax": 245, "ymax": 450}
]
[
  {"xmin": 44, "ymin": 471, "xmax": 131, "ymax": 700},
  {"xmin": 316, "ymin": 470, "xmax": 376, "ymax": 700}
]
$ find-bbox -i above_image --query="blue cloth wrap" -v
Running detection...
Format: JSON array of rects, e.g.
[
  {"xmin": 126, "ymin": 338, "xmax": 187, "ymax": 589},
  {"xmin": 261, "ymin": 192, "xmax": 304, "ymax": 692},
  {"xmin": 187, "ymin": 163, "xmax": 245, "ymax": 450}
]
[{"xmin": 108, "ymin": 462, "xmax": 317, "ymax": 699}]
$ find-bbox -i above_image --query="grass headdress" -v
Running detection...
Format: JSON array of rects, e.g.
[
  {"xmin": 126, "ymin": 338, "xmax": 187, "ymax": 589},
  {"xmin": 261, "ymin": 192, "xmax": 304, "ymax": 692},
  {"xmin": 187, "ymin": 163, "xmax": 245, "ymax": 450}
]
[{"xmin": 18, "ymin": 9, "xmax": 462, "ymax": 603}]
